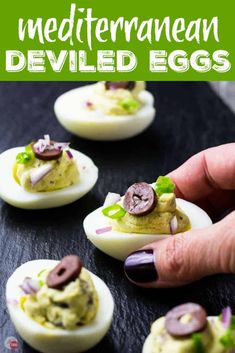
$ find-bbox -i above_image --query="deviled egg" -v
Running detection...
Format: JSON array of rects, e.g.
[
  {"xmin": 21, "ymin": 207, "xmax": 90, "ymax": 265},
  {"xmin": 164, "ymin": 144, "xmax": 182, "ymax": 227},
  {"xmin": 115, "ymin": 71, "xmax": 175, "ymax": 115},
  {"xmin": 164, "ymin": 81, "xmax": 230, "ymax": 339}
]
[
  {"xmin": 0, "ymin": 135, "xmax": 98, "ymax": 209},
  {"xmin": 6, "ymin": 256, "xmax": 114, "ymax": 353},
  {"xmin": 54, "ymin": 81, "xmax": 156, "ymax": 141},
  {"xmin": 143, "ymin": 303, "xmax": 235, "ymax": 353},
  {"xmin": 84, "ymin": 176, "xmax": 212, "ymax": 261}
]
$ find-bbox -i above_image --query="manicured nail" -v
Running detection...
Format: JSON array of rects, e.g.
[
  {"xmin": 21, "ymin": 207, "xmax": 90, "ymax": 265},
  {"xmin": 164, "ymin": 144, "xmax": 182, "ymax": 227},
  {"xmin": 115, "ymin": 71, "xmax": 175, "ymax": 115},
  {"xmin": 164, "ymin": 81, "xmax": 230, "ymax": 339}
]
[{"xmin": 124, "ymin": 249, "xmax": 158, "ymax": 283}]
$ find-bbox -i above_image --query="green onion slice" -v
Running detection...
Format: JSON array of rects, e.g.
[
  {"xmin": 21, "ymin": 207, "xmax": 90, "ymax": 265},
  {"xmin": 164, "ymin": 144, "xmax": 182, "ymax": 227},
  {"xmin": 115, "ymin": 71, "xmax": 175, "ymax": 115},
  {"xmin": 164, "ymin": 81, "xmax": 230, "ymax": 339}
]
[
  {"xmin": 119, "ymin": 98, "xmax": 140, "ymax": 113},
  {"xmin": 192, "ymin": 333, "xmax": 205, "ymax": 353},
  {"xmin": 37, "ymin": 268, "xmax": 47, "ymax": 287},
  {"xmin": 16, "ymin": 143, "xmax": 35, "ymax": 164},
  {"xmin": 102, "ymin": 204, "xmax": 126, "ymax": 219},
  {"xmin": 154, "ymin": 176, "xmax": 175, "ymax": 196},
  {"xmin": 25, "ymin": 143, "xmax": 34, "ymax": 156},
  {"xmin": 37, "ymin": 269, "xmax": 47, "ymax": 278},
  {"xmin": 220, "ymin": 329, "xmax": 235, "ymax": 348},
  {"xmin": 16, "ymin": 152, "xmax": 32, "ymax": 164}
]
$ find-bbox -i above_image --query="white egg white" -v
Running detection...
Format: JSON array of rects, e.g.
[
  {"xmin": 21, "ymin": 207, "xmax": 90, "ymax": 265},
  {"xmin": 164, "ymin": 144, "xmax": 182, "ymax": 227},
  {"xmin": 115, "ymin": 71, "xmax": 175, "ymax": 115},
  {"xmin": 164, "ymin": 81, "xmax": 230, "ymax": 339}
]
[
  {"xmin": 6, "ymin": 260, "xmax": 114, "ymax": 353},
  {"xmin": 54, "ymin": 85, "xmax": 156, "ymax": 141},
  {"xmin": 142, "ymin": 317, "xmax": 216, "ymax": 353},
  {"xmin": 84, "ymin": 199, "xmax": 212, "ymax": 261},
  {"xmin": 0, "ymin": 147, "xmax": 98, "ymax": 209}
]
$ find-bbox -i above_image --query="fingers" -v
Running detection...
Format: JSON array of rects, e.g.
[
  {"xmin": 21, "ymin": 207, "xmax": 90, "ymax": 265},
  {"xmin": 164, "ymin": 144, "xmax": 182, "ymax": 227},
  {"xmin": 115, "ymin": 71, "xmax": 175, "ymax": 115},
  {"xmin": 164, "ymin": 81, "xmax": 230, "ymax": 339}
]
[
  {"xmin": 124, "ymin": 211, "xmax": 235, "ymax": 288},
  {"xmin": 124, "ymin": 144, "xmax": 235, "ymax": 286},
  {"xmin": 168, "ymin": 143, "xmax": 235, "ymax": 209}
]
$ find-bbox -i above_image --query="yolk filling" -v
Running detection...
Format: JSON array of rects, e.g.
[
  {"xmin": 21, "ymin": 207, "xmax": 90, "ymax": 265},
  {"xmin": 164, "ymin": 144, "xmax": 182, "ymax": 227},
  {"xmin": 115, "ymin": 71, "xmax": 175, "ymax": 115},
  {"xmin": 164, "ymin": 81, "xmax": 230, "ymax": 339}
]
[
  {"xmin": 87, "ymin": 81, "xmax": 146, "ymax": 116},
  {"xmin": 112, "ymin": 193, "xmax": 191, "ymax": 234},
  {"xmin": 14, "ymin": 151, "xmax": 79, "ymax": 193},
  {"xmin": 22, "ymin": 268, "xmax": 99, "ymax": 330}
]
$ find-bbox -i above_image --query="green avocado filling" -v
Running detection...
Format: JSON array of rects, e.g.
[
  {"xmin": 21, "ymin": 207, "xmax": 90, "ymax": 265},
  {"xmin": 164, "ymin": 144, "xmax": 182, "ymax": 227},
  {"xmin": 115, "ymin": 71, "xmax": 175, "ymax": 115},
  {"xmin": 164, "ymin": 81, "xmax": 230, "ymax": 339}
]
[
  {"xmin": 103, "ymin": 176, "xmax": 190, "ymax": 235},
  {"xmin": 14, "ymin": 150, "xmax": 79, "ymax": 193},
  {"xmin": 148, "ymin": 316, "xmax": 232, "ymax": 353},
  {"xmin": 112, "ymin": 193, "xmax": 190, "ymax": 234},
  {"xmin": 23, "ymin": 268, "xmax": 98, "ymax": 330}
]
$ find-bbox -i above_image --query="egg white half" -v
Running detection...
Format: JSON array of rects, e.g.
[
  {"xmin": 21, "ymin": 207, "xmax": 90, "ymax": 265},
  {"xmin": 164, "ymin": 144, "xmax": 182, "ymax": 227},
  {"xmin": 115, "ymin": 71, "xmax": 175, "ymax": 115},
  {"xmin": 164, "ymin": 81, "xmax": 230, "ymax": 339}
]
[
  {"xmin": 54, "ymin": 85, "xmax": 156, "ymax": 141},
  {"xmin": 6, "ymin": 260, "xmax": 114, "ymax": 353},
  {"xmin": 142, "ymin": 317, "xmax": 217, "ymax": 353},
  {"xmin": 84, "ymin": 199, "xmax": 212, "ymax": 261},
  {"xmin": 0, "ymin": 147, "xmax": 98, "ymax": 209}
]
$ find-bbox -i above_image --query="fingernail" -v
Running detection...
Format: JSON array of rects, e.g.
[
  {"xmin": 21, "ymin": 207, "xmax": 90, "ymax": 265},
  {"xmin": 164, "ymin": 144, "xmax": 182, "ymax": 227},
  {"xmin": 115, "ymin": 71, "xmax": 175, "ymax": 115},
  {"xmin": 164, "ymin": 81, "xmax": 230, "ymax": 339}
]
[{"xmin": 124, "ymin": 249, "xmax": 158, "ymax": 283}]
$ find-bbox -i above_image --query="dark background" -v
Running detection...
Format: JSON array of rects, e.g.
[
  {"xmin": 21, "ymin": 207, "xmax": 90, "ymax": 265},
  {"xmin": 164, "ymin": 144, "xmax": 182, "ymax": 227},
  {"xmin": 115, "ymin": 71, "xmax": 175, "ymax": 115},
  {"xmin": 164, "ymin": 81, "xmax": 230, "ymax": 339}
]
[{"xmin": 0, "ymin": 82, "xmax": 235, "ymax": 353}]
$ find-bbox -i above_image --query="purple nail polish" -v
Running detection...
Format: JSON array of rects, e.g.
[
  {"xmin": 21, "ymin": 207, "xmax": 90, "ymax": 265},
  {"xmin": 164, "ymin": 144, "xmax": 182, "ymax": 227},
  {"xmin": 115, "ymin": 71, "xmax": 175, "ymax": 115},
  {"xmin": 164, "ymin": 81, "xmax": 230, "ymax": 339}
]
[{"xmin": 124, "ymin": 249, "xmax": 158, "ymax": 283}]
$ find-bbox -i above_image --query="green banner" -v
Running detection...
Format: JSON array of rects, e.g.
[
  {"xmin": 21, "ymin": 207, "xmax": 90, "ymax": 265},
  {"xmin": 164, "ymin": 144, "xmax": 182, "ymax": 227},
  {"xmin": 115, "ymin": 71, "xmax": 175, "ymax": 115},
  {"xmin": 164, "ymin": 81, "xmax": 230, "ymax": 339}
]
[{"xmin": 0, "ymin": 0, "xmax": 234, "ymax": 80}]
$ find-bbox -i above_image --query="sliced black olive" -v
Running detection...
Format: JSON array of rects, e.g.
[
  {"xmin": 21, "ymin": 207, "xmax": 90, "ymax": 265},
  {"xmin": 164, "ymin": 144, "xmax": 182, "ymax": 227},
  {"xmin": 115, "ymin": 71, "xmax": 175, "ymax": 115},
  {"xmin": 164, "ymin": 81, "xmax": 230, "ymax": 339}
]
[
  {"xmin": 123, "ymin": 182, "xmax": 156, "ymax": 216},
  {"xmin": 165, "ymin": 303, "xmax": 207, "ymax": 337},
  {"xmin": 47, "ymin": 255, "xmax": 83, "ymax": 290},
  {"xmin": 105, "ymin": 81, "xmax": 136, "ymax": 91}
]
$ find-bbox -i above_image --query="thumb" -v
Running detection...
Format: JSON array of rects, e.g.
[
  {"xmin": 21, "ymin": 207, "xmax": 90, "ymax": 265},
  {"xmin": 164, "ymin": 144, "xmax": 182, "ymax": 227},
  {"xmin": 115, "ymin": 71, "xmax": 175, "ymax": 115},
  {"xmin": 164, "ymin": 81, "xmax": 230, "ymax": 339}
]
[{"xmin": 124, "ymin": 211, "xmax": 235, "ymax": 288}]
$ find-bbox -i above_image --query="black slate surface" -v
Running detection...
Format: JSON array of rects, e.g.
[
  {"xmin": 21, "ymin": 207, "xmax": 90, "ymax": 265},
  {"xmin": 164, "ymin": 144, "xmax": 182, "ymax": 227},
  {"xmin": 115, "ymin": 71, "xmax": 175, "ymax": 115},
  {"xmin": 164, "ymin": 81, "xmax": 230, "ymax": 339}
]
[{"xmin": 0, "ymin": 82, "xmax": 235, "ymax": 353}]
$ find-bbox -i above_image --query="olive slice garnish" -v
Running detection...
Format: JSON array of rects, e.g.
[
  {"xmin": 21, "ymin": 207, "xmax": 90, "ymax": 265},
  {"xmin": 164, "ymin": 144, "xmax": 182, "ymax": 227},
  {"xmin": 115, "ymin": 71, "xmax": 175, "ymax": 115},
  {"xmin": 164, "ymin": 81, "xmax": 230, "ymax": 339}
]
[
  {"xmin": 47, "ymin": 255, "xmax": 83, "ymax": 290},
  {"xmin": 123, "ymin": 182, "xmax": 156, "ymax": 217},
  {"xmin": 105, "ymin": 81, "xmax": 136, "ymax": 91},
  {"xmin": 165, "ymin": 303, "xmax": 207, "ymax": 337},
  {"xmin": 32, "ymin": 140, "xmax": 63, "ymax": 161}
]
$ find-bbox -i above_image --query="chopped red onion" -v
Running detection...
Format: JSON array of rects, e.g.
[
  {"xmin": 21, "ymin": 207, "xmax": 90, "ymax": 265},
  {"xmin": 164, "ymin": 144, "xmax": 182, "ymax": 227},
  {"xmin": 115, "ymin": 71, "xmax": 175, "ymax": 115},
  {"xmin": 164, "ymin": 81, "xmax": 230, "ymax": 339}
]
[
  {"xmin": 34, "ymin": 139, "xmax": 48, "ymax": 153},
  {"xmin": 33, "ymin": 135, "xmax": 70, "ymax": 153},
  {"xmin": 103, "ymin": 193, "xmax": 121, "ymax": 207},
  {"xmin": 170, "ymin": 216, "xmax": 178, "ymax": 235},
  {"xmin": 30, "ymin": 164, "xmax": 53, "ymax": 186},
  {"xmin": 96, "ymin": 226, "xmax": 112, "ymax": 234},
  {"xmin": 221, "ymin": 307, "xmax": 232, "ymax": 328},
  {"xmin": 53, "ymin": 142, "xmax": 70, "ymax": 151},
  {"xmin": 44, "ymin": 134, "xmax": 50, "ymax": 146},
  {"xmin": 66, "ymin": 150, "xmax": 73, "ymax": 159},
  {"xmin": 20, "ymin": 277, "xmax": 40, "ymax": 294}
]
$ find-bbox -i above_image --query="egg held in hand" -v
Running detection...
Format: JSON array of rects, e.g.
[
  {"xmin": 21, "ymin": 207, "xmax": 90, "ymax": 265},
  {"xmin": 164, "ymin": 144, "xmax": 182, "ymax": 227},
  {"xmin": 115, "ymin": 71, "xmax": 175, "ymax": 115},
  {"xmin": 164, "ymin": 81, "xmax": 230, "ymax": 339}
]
[
  {"xmin": 84, "ymin": 177, "xmax": 212, "ymax": 261},
  {"xmin": 54, "ymin": 81, "xmax": 156, "ymax": 141},
  {"xmin": 6, "ymin": 257, "xmax": 114, "ymax": 353},
  {"xmin": 0, "ymin": 135, "xmax": 98, "ymax": 209}
]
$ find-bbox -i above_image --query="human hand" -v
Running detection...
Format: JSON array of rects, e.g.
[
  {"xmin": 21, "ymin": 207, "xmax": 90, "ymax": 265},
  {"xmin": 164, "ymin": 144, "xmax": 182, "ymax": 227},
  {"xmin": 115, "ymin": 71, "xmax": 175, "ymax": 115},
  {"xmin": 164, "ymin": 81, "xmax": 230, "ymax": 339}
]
[{"xmin": 124, "ymin": 143, "xmax": 235, "ymax": 287}]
